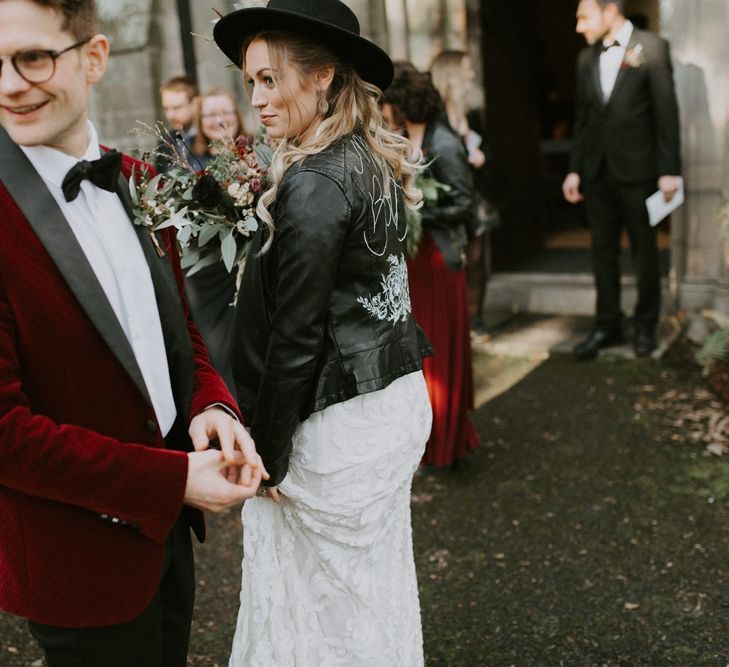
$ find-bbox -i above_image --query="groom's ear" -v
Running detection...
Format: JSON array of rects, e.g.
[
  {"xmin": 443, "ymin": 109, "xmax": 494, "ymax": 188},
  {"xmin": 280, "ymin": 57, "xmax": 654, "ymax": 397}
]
[
  {"xmin": 603, "ymin": 2, "xmax": 623, "ymax": 24},
  {"xmin": 84, "ymin": 34, "xmax": 110, "ymax": 85}
]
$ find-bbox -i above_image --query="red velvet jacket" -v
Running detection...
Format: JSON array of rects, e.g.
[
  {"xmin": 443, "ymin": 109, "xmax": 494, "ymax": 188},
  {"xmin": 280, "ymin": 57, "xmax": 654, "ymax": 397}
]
[{"xmin": 0, "ymin": 141, "xmax": 240, "ymax": 628}]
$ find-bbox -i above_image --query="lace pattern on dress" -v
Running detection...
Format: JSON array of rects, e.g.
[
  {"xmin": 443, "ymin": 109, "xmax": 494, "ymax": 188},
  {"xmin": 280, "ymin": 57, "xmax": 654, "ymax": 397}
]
[{"xmin": 229, "ymin": 371, "xmax": 432, "ymax": 667}]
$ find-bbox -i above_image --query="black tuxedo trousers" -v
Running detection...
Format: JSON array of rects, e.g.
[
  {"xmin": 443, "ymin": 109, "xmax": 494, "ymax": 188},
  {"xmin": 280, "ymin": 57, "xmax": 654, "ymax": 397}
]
[
  {"xmin": 583, "ymin": 168, "xmax": 660, "ymax": 332},
  {"xmin": 28, "ymin": 518, "xmax": 194, "ymax": 667}
]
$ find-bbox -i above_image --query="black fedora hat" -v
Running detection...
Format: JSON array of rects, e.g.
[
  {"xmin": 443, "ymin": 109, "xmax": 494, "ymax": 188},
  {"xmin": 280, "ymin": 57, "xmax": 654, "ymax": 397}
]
[{"xmin": 213, "ymin": 0, "xmax": 394, "ymax": 91}]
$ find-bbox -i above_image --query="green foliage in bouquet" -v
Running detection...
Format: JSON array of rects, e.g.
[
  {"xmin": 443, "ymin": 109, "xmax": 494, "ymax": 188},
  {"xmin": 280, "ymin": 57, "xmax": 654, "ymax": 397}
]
[
  {"xmin": 405, "ymin": 175, "xmax": 450, "ymax": 259},
  {"xmin": 130, "ymin": 135, "xmax": 272, "ymax": 276}
]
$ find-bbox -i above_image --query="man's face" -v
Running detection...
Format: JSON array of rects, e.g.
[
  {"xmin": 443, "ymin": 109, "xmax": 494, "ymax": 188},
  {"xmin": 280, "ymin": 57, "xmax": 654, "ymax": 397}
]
[
  {"xmin": 0, "ymin": 0, "xmax": 107, "ymax": 156},
  {"xmin": 162, "ymin": 89, "xmax": 195, "ymax": 131},
  {"xmin": 575, "ymin": 0, "xmax": 610, "ymax": 45}
]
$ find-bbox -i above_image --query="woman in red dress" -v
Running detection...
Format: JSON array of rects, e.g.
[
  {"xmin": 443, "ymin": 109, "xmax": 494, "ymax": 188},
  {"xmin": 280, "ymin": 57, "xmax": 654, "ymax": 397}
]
[{"xmin": 383, "ymin": 63, "xmax": 479, "ymax": 468}]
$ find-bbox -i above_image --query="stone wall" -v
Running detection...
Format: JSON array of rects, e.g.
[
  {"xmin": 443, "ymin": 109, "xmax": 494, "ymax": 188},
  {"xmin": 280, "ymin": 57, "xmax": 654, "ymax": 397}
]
[
  {"xmin": 91, "ymin": 0, "xmax": 475, "ymax": 152},
  {"xmin": 93, "ymin": 0, "xmax": 241, "ymax": 154},
  {"xmin": 89, "ymin": 0, "xmax": 728, "ymax": 314},
  {"xmin": 659, "ymin": 0, "xmax": 729, "ymax": 311}
]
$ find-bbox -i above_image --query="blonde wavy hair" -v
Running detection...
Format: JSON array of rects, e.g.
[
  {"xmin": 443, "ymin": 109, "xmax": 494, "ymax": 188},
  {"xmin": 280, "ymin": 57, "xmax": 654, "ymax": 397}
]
[
  {"xmin": 429, "ymin": 50, "xmax": 471, "ymax": 137},
  {"xmin": 243, "ymin": 31, "xmax": 422, "ymax": 252}
]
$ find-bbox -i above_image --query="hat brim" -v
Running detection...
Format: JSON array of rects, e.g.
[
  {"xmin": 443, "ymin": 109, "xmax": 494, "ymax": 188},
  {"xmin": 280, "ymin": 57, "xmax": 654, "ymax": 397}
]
[{"xmin": 213, "ymin": 7, "xmax": 394, "ymax": 91}]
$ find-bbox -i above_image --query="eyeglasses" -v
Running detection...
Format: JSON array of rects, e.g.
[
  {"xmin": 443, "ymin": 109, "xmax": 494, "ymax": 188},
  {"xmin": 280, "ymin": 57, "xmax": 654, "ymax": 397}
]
[
  {"xmin": 0, "ymin": 38, "xmax": 91, "ymax": 84},
  {"xmin": 200, "ymin": 110, "xmax": 238, "ymax": 119}
]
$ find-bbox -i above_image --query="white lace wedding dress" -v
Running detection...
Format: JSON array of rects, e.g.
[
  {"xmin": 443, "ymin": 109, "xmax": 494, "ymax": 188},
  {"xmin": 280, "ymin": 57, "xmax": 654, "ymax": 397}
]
[{"xmin": 229, "ymin": 371, "xmax": 432, "ymax": 667}]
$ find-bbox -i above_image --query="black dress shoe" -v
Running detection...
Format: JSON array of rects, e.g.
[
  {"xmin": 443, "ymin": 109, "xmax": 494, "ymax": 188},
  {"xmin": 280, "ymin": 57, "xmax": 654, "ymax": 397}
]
[
  {"xmin": 634, "ymin": 330, "xmax": 657, "ymax": 357},
  {"xmin": 573, "ymin": 328, "xmax": 625, "ymax": 359}
]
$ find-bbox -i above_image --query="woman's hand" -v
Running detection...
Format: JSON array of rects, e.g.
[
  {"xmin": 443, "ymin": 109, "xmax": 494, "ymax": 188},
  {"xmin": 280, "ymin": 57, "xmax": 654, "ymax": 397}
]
[{"xmin": 257, "ymin": 485, "xmax": 283, "ymax": 504}]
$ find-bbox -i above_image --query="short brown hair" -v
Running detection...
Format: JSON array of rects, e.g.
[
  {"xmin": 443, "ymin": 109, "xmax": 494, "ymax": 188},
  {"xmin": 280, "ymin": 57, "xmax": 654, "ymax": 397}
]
[
  {"xmin": 160, "ymin": 75, "xmax": 199, "ymax": 101},
  {"xmin": 10, "ymin": 0, "xmax": 99, "ymax": 39},
  {"xmin": 383, "ymin": 61, "xmax": 443, "ymax": 126},
  {"xmin": 591, "ymin": 0, "xmax": 625, "ymax": 11}
]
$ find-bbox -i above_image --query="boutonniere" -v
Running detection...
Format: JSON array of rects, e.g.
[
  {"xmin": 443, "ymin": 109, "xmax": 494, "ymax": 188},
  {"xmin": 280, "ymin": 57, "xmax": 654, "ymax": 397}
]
[
  {"xmin": 126, "ymin": 162, "xmax": 167, "ymax": 257},
  {"xmin": 621, "ymin": 43, "xmax": 645, "ymax": 69}
]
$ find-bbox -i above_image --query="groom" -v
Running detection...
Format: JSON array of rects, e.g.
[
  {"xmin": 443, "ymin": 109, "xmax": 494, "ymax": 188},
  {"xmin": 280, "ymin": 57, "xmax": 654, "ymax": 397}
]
[
  {"xmin": 0, "ymin": 0, "xmax": 264, "ymax": 664},
  {"xmin": 563, "ymin": 0, "xmax": 681, "ymax": 358}
]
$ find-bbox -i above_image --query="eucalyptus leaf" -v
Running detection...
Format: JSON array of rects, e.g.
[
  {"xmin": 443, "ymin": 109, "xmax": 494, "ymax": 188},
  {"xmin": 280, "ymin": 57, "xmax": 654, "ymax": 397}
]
[
  {"xmin": 198, "ymin": 223, "xmax": 222, "ymax": 246},
  {"xmin": 128, "ymin": 170, "xmax": 138, "ymax": 203},
  {"xmin": 143, "ymin": 173, "xmax": 163, "ymax": 199},
  {"xmin": 221, "ymin": 231, "xmax": 237, "ymax": 273},
  {"xmin": 185, "ymin": 252, "xmax": 219, "ymax": 277},
  {"xmin": 156, "ymin": 206, "xmax": 190, "ymax": 230},
  {"xmin": 177, "ymin": 225, "xmax": 193, "ymax": 246},
  {"xmin": 180, "ymin": 249, "xmax": 200, "ymax": 269}
]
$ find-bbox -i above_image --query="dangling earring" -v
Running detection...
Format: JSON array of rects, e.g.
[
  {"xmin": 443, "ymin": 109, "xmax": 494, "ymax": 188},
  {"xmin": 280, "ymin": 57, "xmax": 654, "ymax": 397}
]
[{"xmin": 317, "ymin": 96, "xmax": 329, "ymax": 116}]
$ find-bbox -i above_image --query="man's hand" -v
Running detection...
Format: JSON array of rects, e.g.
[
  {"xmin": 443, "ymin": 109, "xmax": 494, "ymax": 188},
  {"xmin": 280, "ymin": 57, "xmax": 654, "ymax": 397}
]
[
  {"xmin": 468, "ymin": 146, "xmax": 486, "ymax": 169},
  {"xmin": 562, "ymin": 172, "xmax": 584, "ymax": 204},
  {"xmin": 189, "ymin": 407, "xmax": 255, "ymax": 460},
  {"xmin": 658, "ymin": 175, "xmax": 682, "ymax": 202},
  {"xmin": 184, "ymin": 449, "xmax": 262, "ymax": 512},
  {"xmin": 189, "ymin": 407, "xmax": 269, "ymax": 488}
]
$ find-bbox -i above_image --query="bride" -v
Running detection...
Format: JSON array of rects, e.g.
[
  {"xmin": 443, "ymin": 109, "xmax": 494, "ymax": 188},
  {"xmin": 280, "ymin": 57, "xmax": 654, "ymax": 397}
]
[{"xmin": 213, "ymin": 0, "xmax": 433, "ymax": 664}]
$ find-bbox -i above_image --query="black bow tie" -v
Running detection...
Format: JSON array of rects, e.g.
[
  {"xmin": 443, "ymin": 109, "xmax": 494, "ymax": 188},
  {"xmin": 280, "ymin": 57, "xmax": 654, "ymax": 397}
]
[
  {"xmin": 601, "ymin": 41, "xmax": 620, "ymax": 52},
  {"xmin": 61, "ymin": 150, "xmax": 122, "ymax": 202}
]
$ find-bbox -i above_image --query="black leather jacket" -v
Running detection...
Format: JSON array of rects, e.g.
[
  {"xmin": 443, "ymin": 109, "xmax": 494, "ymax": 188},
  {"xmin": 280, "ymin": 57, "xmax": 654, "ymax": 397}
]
[
  {"xmin": 232, "ymin": 132, "xmax": 432, "ymax": 486},
  {"xmin": 421, "ymin": 121, "xmax": 474, "ymax": 270}
]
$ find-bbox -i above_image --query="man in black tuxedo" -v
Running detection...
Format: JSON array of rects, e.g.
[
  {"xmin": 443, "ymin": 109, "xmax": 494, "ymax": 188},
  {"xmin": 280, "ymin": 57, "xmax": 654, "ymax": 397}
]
[{"xmin": 563, "ymin": 0, "xmax": 681, "ymax": 358}]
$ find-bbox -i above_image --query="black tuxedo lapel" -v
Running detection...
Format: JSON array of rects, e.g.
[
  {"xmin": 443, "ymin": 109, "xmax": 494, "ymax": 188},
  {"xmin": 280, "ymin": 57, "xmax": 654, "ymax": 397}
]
[
  {"xmin": 0, "ymin": 127, "xmax": 153, "ymax": 407},
  {"xmin": 115, "ymin": 175, "xmax": 194, "ymax": 419},
  {"xmin": 589, "ymin": 45, "xmax": 605, "ymax": 105}
]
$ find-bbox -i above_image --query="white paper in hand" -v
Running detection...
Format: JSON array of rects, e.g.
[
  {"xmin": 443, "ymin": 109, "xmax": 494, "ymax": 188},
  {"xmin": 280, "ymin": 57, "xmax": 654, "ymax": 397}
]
[{"xmin": 646, "ymin": 178, "xmax": 684, "ymax": 227}]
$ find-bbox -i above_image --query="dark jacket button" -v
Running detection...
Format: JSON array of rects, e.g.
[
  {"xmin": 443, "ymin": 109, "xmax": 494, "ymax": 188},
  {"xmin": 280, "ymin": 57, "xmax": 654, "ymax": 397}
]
[{"xmin": 144, "ymin": 419, "xmax": 158, "ymax": 434}]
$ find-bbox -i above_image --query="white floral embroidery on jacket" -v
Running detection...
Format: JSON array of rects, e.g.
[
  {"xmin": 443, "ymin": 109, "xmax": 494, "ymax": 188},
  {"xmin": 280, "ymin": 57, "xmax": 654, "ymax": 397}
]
[{"xmin": 357, "ymin": 254, "xmax": 412, "ymax": 324}]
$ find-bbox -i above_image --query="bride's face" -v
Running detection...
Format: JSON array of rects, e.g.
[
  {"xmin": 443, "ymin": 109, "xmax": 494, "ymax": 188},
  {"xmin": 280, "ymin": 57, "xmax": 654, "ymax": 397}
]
[{"xmin": 245, "ymin": 38, "xmax": 319, "ymax": 141}]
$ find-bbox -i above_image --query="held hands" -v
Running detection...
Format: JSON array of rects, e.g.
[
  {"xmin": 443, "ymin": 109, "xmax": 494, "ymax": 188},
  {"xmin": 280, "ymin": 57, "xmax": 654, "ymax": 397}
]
[
  {"xmin": 184, "ymin": 407, "xmax": 269, "ymax": 512},
  {"xmin": 658, "ymin": 175, "xmax": 681, "ymax": 202},
  {"xmin": 256, "ymin": 485, "xmax": 283, "ymax": 504},
  {"xmin": 562, "ymin": 172, "xmax": 584, "ymax": 204}
]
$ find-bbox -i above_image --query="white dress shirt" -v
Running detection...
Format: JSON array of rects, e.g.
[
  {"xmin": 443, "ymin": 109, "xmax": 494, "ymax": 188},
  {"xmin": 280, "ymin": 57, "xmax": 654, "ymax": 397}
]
[
  {"xmin": 600, "ymin": 20, "xmax": 634, "ymax": 101},
  {"xmin": 21, "ymin": 122, "xmax": 178, "ymax": 436}
]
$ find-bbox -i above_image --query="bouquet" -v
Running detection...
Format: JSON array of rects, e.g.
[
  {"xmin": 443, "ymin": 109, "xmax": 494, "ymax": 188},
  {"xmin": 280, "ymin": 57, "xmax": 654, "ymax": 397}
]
[
  {"xmin": 405, "ymin": 175, "xmax": 451, "ymax": 259},
  {"xmin": 130, "ymin": 131, "xmax": 272, "ymax": 276}
]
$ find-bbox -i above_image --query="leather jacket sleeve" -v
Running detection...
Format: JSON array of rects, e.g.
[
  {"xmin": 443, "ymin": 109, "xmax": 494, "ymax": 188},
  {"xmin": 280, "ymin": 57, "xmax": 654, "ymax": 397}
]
[
  {"xmin": 250, "ymin": 170, "xmax": 351, "ymax": 486},
  {"xmin": 420, "ymin": 128, "xmax": 474, "ymax": 231}
]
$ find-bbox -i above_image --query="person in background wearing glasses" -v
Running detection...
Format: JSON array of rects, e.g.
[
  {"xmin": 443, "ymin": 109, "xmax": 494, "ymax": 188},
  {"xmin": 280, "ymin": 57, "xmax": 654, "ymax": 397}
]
[
  {"xmin": 184, "ymin": 86, "xmax": 251, "ymax": 394},
  {"xmin": 154, "ymin": 75, "xmax": 199, "ymax": 173},
  {"xmin": 0, "ymin": 1, "xmax": 267, "ymax": 665},
  {"xmin": 191, "ymin": 86, "xmax": 248, "ymax": 168}
]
